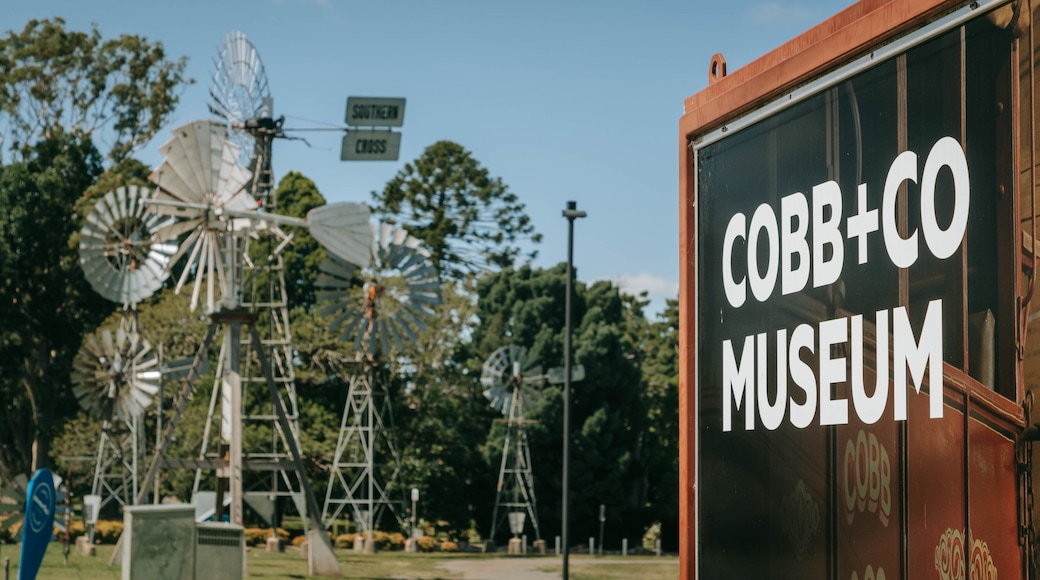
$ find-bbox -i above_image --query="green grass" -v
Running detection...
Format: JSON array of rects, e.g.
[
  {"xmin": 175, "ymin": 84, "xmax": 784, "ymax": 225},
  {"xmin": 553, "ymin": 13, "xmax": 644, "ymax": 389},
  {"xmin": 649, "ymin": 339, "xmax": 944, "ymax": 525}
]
[{"xmin": 0, "ymin": 542, "xmax": 679, "ymax": 579}]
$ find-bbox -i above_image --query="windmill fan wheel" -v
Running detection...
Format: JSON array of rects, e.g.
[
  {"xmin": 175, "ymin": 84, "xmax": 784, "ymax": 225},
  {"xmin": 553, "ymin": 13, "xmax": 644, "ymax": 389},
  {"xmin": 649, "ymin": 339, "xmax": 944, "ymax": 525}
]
[
  {"xmin": 71, "ymin": 327, "xmax": 160, "ymax": 423},
  {"xmin": 480, "ymin": 345, "xmax": 543, "ymax": 417},
  {"xmin": 79, "ymin": 185, "xmax": 177, "ymax": 307},
  {"xmin": 316, "ymin": 222, "xmax": 442, "ymax": 356}
]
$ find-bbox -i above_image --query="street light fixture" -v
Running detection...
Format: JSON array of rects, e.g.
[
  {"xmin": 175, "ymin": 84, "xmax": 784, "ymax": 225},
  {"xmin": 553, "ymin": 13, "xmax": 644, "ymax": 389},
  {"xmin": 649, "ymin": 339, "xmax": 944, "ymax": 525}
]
[{"xmin": 561, "ymin": 200, "xmax": 586, "ymax": 580}]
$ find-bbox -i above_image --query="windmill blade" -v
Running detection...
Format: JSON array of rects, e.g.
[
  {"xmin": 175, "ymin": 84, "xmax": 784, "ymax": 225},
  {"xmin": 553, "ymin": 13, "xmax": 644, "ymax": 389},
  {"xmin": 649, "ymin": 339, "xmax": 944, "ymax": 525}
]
[
  {"xmin": 153, "ymin": 217, "xmax": 204, "ymax": 244},
  {"xmin": 377, "ymin": 318, "xmax": 392, "ymax": 357},
  {"xmin": 387, "ymin": 318, "xmax": 406, "ymax": 352},
  {"xmin": 101, "ymin": 329, "xmax": 115, "ymax": 356},
  {"xmin": 0, "ymin": 513, "xmax": 22, "ymax": 532},
  {"xmin": 521, "ymin": 366, "xmax": 543, "ymax": 384},
  {"xmin": 308, "ymin": 203, "xmax": 373, "ymax": 269}
]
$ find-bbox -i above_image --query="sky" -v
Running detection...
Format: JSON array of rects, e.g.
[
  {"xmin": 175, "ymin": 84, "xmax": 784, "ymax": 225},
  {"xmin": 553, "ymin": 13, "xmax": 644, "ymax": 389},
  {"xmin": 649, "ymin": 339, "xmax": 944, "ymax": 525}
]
[{"xmin": 4, "ymin": 0, "xmax": 856, "ymax": 317}]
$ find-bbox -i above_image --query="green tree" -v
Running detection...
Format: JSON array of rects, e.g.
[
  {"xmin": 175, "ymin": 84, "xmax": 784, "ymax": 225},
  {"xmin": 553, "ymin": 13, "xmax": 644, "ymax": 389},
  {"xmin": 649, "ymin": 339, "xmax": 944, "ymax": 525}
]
[
  {"xmin": 271, "ymin": 171, "xmax": 327, "ymax": 310},
  {"xmin": 0, "ymin": 134, "xmax": 110, "ymax": 479},
  {"xmin": 390, "ymin": 279, "xmax": 496, "ymax": 539},
  {"xmin": 468, "ymin": 265, "xmax": 646, "ymax": 546},
  {"xmin": 371, "ymin": 141, "xmax": 541, "ymax": 279},
  {"xmin": 627, "ymin": 297, "xmax": 680, "ymax": 550},
  {"xmin": 0, "ymin": 18, "xmax": 189, "ymax": 482},
  {"xmin": 0, "ymin": 18, "xmax": 190, "ymax": 163}
]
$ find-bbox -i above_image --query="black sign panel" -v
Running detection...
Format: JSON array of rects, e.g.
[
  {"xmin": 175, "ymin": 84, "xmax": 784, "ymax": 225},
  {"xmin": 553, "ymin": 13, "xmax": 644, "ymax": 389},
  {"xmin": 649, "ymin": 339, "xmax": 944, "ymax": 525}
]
[{"xmin": 694, "ymin": 10, "xmax": 1011, "ymax": 577}]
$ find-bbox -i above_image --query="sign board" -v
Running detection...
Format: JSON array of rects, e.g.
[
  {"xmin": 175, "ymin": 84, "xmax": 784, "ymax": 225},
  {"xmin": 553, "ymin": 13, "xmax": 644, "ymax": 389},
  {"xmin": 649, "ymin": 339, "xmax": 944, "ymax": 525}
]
[
  {"xmin": 341, "ymin": 131, "xmax": 402, "ymax": 162},
  {"xmin": 599, "ymin": 504, "xmax": 605, "ymax": 522},
  {"xmin": 345, "ymin": 97, "xmax": 406, "ymax": 128},
  {"xmin": 683, "ymin": 3, "xmax": 1023, "ymax": 578},
  {"xmin": 411, "ymin": 488, "xmax": 419, "ymax": 502},
  {"xmin": 18, "ymin": 468, "xmax": 55, "ymax": 580}
]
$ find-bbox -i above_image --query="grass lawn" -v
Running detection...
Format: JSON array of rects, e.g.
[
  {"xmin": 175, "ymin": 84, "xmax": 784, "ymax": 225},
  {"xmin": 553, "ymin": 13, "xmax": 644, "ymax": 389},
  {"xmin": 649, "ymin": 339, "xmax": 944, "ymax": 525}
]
[
  {"xmin": 537, "ymin": 557, "xmax": 678, "ymax": 580},
  {"xmin": 0, "ymin": 541, "xmax": 679, "ymax": 579}
]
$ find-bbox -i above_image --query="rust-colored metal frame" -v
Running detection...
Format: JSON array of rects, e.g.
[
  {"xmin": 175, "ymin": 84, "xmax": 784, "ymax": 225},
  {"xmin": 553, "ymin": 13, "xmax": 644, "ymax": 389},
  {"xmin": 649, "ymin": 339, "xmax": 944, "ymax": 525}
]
[{"xmin": 678, "ymin": 1, "xmax": 1031, "ymax": 578}]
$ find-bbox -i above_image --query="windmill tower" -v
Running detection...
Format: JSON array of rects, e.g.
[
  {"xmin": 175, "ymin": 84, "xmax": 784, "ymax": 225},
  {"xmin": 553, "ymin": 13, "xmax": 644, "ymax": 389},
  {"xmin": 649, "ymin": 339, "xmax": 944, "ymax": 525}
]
[
  {"xmin": 106, "ymin": 119, "xmax": 371, "ymax": 576},
  {"xmin": 197, "ymin": 31, "xmax": 303, "ymax": 527},
  {"xmin": 72, "ymin": 328, "xmax": 160, "ymax": 510},
  {"xmin": 317, "ymin": 223, "xmax": 442, "ymax": 537},
  {"xmin": 75, "ymin": 184, "xmax": 176, "ymax": 511},
  {"xmin": 482, "ymin": 345, "xmax": 544, "ymax": 545}
]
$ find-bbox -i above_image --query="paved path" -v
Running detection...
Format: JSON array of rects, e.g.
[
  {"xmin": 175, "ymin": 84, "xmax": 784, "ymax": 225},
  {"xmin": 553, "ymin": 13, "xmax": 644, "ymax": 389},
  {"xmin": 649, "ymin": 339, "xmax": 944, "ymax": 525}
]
[
  {"xmin": 436, "ymin": 557, "xmax": 557, "ymax": 580},
  {"xmin": 435, "ymin": 556, "xmax": 676, "ymax": 580}
]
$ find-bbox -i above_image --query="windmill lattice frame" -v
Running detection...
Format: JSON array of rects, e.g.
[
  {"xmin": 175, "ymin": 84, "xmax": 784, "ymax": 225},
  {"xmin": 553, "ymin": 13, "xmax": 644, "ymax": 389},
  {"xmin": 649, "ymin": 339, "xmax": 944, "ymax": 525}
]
[
  {"xmin": 482, "ymin": 345, "xmax": 544, "ymax": 544},
  {"xmin": 76, "ymin": 184, "xmax": 172, "ymax": 514},
  {"xmin": 318, "ymin": 223, "xmax": 442, "ymax": 535},
  {"xmin": 110, "ymin": 117, "xmax": 370, "ymax": 577}
]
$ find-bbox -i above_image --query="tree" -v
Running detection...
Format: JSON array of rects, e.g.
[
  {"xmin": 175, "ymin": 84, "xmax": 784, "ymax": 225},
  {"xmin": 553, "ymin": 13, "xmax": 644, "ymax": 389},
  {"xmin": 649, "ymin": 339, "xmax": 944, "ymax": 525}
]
[
  {"xmin": 371, "ymin": 141, "xmax": 541, "ymax": 279},
  {"xmin": 0, "ymin": 18, "xmax": 189, "ymax": 482},
  {"xmin": 0, "ymin": 134, "xmax": 110, "ymax": 479},
  {"xmin": 467, "ymin": 265, "xmax": 646, "ymax": 545},
  {"xmin": 626, "ymin": 296, "xmax": 680, "ymax": 550},
  {"xmin": 0, "ymin": 18, "xmax": 190, "ymax": 163},
  {"xmin": 389, "ymin": 278, "xmax": 496, "ymax": 539},
  {"xmin": 270, "ymin": 171, "xmax": 328, "ymax": 310}
]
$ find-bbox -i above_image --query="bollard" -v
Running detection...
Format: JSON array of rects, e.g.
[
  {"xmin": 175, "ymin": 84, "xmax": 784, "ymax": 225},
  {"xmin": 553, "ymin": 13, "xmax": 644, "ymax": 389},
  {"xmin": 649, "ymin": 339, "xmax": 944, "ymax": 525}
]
[
  {"xmin": 522, "ymin": 534, "xmax": 527, "ymax": 554},
  {"xmin": 622, "ymin": 538, "xmax": 628, "ymax": 556},
  {"xmin": 656, "ymin": 538, "xmax": 661, "ymax": 556},
  {"xmin": 555, "ymin": 535, "xmax": 561, "ymax": 555},
  {"xmin": 3, "ymin": 556, "xmax": 8, "ymax": 580},
  {"xmin": 589, "ymin": 537, "xmax": 594, "ymax": 554}
]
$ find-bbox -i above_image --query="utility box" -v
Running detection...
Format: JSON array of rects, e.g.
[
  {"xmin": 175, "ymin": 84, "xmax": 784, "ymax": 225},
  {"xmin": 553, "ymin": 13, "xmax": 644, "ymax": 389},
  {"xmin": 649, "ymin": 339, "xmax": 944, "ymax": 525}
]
[
  {"xmin": 194, "ymin": 523, "xmax": 244, "ymax": 579},
  {"xmin": 123, "ymin": 505, "xmax": 245, "ymax": 580},
  {"xmin": 122, "ymin": 504, "xmax": 196, "ymax": 580}
]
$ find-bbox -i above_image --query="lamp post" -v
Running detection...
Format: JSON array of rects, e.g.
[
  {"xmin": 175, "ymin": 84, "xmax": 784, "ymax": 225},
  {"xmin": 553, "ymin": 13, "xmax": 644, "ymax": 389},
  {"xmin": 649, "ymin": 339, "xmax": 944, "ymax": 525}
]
[
  {"xmin": 598, "ymin": 504, "xmax": 605, "ymax": 556},
  {"xmin": 562, "ymin": 200, "xmax": 586, "ymax": 580},
  {"xmin": 411, "ymin": 487, "xmax": 419, "ymax": 538}
]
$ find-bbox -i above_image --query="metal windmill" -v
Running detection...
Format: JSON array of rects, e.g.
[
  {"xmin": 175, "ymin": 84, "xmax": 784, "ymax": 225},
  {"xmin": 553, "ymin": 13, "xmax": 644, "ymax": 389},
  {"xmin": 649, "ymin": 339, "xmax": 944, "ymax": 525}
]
[
  {"xmin": 318, "ymin": 223, "xmax": 442, "ymax": 536},
  {"xmin": 482, "ymin": 345, "xmax": 544, "ymax": 544},
  {"xmin": 183, "ymin": 30, "xmax": 308, "ymax": 537},
  {"xmin": 71, "ymin": 328, "xmax": 160, "ymax": 510},
  {"xmin": 76, "ymin": 184, "xmax": 176, "ymax": 512},
  {"xmin": 107, "ymin": 119, "xmax": 369, "ymax": 577},
  {"xmin": 209, "ymin": 30, "xmax": 278, "ymax": 200}
]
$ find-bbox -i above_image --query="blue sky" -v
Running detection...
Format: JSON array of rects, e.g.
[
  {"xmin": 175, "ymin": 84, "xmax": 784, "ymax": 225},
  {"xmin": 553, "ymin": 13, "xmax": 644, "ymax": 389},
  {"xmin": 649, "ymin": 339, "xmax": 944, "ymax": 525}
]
[{"xmin": 4, "ymin": 0, "xmax": 855, "ymax": 317}]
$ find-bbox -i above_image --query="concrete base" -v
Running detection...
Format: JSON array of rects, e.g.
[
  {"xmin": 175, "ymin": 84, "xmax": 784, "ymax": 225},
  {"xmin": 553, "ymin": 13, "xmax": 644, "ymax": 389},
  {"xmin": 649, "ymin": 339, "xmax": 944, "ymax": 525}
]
[
  {"xmin": 533, "ymin": 539, "xmax": 546, "ymax": 555},
  {"xmin": 353, "ymin": 535, "xmax": 365, "ymax": 552},
  {"xmin": 266, "ymin": 536, "xmax": 283, "ymax": 553},
  {"xmin": 508, "ymin": 538, "xmax": 522, "ymax": 554},
  {"xmin": 404, "ymin": 538, "xmax": 418, "ymax": 553},
  {"xmin": 75, "ymin": 536, "xmax": 95, "ymax": 556},
  {"xmin": 363, "ymin": 537, "xmax": 377, "ymax": 554},
  {"xmin": 483, "ymin": 540, "xmax": 497, "ymax": 553},
  {"xmin": 306, "ymin": 529, "xmax": 341, "ymax": 577},
  {"xmin": 300, "ymin": 541, "xmax": 308, "ymax": 559}
]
